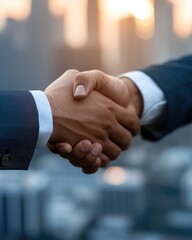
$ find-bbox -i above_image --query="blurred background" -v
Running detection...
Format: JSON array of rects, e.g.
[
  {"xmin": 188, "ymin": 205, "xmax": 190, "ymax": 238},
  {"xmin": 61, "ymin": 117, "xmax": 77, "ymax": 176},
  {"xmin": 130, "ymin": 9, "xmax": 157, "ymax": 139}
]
[{"xmin": 0, "ymin": 0, "xmax": 192, "ymax": 239}]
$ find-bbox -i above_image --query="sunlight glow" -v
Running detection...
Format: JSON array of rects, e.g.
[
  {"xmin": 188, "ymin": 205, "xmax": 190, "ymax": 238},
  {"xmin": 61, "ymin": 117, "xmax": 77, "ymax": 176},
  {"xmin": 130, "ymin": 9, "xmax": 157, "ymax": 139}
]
[
  {"xmin": 48, "ymin": 0, "xmax": 67, "ymax": 16},
  {"xmin": 1, "ymin": 0, "xmax": 192, "ymax": 68},
  {"xmin": 98, "ymin": 0, "xmax": 154, "ymax": 72},
  {"xmin": 102, "ymin": 0, "xmax": 154, "ymax": 21},
  {"xmin": 0, "ymin": 0, "xmax": 31, "ymax": 30},
  {"xmin": 104, "ymin": 167, "xmax": 128, "ymax": 185},
  {"xmin": 49, "ymin": 0, "xmax": 154, "ymax": 54},
  {"xmin": 169, "ymin": 0, "xmax": 192, "ymax": 38},
  {"xmin": 102, "ymin": 0, "xmax": 132, "ymax": 19},
  {"xmin": 133, "ymin": 0, "xmax": 155, "ymax": 39},
  {"xmin": 49, "ymin": 0, "xmax": 88, "ymax": 49}
]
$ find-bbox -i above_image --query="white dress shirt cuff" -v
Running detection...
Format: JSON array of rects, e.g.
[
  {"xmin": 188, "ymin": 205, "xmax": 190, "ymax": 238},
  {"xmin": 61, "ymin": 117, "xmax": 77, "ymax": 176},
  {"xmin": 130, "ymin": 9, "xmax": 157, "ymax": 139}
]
[
  {"xmin": 30, "ymin": 91, "xmax": 53, "ymax": 149},
  {"xmin": 119, "ymin": 71, "xmax": 166, "ymax": 125}
]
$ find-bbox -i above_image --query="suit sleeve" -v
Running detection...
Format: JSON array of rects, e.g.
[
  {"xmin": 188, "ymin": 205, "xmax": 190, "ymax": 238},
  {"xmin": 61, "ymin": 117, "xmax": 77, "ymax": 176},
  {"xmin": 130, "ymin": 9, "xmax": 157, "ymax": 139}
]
[
  {"xmin": 141, "ymin": 55, "xmax": 192, "ymax": 140},
  {"xmin": 0, "ymin": 91, "xmax": 39, "ymax": 170}
]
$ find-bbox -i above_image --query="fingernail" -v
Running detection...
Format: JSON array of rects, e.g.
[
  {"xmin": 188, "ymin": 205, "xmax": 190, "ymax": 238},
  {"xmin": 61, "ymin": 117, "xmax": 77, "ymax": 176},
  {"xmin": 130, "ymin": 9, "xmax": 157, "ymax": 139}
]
[
  {"xmin": 96, "ymin": 157, "xmax": 101, "ymax": 166},
  {"xmin": 59, "ymin": 145, "xmax": 72, "ymax": 153},
  {"xmin": 80, "ymin": 141, "xmax": 91, "ymax": 152},
  {"xmin": 74, "ymin": 85, "xmax": 86, "ymax": 96},
  {"xmin": 91, "ymin": 145, "xmax": 101, "ymax": 156}
]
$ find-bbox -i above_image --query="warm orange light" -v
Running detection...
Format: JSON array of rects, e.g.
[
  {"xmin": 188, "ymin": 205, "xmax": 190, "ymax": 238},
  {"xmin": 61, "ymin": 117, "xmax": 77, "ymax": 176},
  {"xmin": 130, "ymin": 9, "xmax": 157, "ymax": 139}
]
[
  {"xmin": 49, "ymin": 0, "xmax": 88, "ymax": 49},
  {"xmin": 104, "ymin": 167, "xmax": 128, "ymax": 185},
  {"xmin": 100, "ymin": 0, "xmax": 154, "ymax": 22},
  {"xmin": 135, "ymin": 16, "xmax": 155, "ymax": 39},
  {"xmin": 49, "ymin": 0, "xmax": 67, "ymax": 16},
  {"xmin": 103, "ymin": 0, "xmax": 154, "ymax": 21},
  {"xmin": 134, "ymin": 0, "xmax": 155, "ymax": 39},
  {"xmin": 169, "ymin": 0, "xmax": 192, "ymax": 38},
  {"xmin": 98, "ymin": 0, "xmax": 154, "ymax": 73},
  {"xmin": 0, "ymin": 0, "xmax": 31, "ymax": 31},
  {"xmin": 102, "ymin": 0, "xmax": 132, "ymax": 20},
  {"xmin": 0, "ymin": 0, "xmax": 31, "ymax": 20},
  {"xmin": 133, "ymin": 0, "xmax": 154, "ymax": 20}
]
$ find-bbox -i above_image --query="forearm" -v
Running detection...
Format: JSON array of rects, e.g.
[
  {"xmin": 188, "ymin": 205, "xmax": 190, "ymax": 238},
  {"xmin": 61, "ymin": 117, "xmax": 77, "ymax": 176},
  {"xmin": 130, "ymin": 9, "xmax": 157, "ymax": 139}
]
[
  {"xmin": 141, "ymin": 55, "xmax": 192, "ymax": 138},
  {"xmin": 0, "ymin": 91, "xmax": 39, "ymax": 169},
  {"xmin": 120, "ymin": 55, "xmax": 192, "ymax": 140}
]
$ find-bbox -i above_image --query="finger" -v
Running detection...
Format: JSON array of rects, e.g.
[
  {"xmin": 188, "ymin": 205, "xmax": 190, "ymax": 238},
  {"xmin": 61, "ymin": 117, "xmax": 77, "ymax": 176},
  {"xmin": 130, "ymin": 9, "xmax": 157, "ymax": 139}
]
[
  {"xmin": 49, "ymin": 140, "xmax": 93, "ymax": 161},
  {"xmin": 47, "ymin": 142, "xmax": 72, "ymax": 154},
  {"xmin": 70, "ymin": 140, "xmax": 93, "ymax": 159},
  {"xmin": 99, "ymin": 153, "xmax": 110, "ymax": 168},
  {"xmin": 45, "ymin": 69, "xmax": 79, "ymax": 92},
  {"xmin": 69, "ymin": 142, "xmax": 102, "ymax": 168},
  {"xmin": 82, "ymin": 157, "xmax": 101, "ymax": 174},
  {"xmin": 114, "ymin": 104, "xmax": 141, "ymax": 136},
  {"xmin": 73, "ymin": 70, "xmax": 107, "ymax": 98},
  {"xmin": 102, "ymin": 140, "xmax": 122, "ymax": 161},
  {"xmin": 73, "ymin": 70, "xmax": 129, "ymax": 107},
  {"xmin": 109, "ymin": 124, "xmax": 132, "ymax": 150}
]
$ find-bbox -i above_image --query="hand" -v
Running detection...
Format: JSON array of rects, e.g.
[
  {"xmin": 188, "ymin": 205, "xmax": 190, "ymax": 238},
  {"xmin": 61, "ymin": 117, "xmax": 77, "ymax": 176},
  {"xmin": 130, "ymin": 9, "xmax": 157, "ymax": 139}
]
[
  {"xmin": 47, "ymin": 140, "xmax": 109, "ymax": 174},
  {"xmin": 48, "ymin": 70, "xmax": 142, "ymax": 173},
  {"xmin": 45, "ymin": 70, "xmax": 138, "ymax": 172},
  {"xmin": 73, "ymin": 70, "xmax": 143, "ymax": 116}
]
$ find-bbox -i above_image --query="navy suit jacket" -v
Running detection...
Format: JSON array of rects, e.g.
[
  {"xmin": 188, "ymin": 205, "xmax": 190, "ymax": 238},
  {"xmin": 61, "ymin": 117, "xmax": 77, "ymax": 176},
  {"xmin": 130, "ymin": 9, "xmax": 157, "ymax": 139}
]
[
  {"xmin": 141, "ymin": 55, "xmax": 192, "ymax": 140},
  {"xmin": 0, "ymin": 91, "xmax": 39, "ymax": 169}
]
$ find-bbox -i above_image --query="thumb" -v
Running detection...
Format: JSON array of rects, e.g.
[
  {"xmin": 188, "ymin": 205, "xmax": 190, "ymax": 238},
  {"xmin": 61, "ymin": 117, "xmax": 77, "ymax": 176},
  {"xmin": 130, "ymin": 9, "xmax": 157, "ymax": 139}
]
[
  {"xmin": 73, "ymin": 70, "xmax": 129, "ymax": 107},
  {"xmin": 73, "ymin": 71, "xmax": 99, "ymax": 99}
]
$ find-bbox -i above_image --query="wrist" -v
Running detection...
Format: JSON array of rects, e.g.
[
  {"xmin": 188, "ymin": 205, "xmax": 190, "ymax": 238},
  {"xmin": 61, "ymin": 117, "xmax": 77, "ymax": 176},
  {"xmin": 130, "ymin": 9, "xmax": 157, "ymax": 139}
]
[{"xmin": 121, "ymin": 77, "xmax": 143, "ymax": 118}]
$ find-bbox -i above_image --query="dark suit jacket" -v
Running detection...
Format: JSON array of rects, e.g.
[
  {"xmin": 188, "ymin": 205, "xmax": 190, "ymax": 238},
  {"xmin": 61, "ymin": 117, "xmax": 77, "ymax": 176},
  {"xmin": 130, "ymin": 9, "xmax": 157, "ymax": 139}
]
[
  {"xmin": 0, "ymin": 91, "xmax": 39, "ymax": 169},
  {"xmin": 141, "ymin": 55, "xmax": 192, "ymax": 140}
]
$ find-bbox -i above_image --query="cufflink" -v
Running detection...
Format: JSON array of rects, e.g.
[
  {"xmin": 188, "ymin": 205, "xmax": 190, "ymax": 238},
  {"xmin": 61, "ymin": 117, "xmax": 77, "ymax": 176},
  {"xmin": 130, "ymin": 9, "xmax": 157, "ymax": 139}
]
[{"xmin": 1, "ymin": 154, "xmax": 12, "ymax": 167}]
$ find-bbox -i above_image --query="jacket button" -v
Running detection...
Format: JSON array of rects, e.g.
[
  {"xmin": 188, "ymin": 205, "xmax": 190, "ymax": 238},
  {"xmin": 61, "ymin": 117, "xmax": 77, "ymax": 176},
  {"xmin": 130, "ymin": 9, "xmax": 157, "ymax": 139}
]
[{"xmin": 1, "ymin": 154, "xmax": 11, "ymax": 167}]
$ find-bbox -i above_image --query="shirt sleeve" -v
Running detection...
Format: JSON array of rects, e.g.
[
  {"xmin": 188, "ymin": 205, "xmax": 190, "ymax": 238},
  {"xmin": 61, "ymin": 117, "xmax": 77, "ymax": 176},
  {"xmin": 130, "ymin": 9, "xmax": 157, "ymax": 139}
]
[
  {"xmin": 30, "ymin": 91, "xmax": 53, "ymax": 149},
  {"xmin": 119, "ymin": 71, "xmax": 167, "ymax": 126}
]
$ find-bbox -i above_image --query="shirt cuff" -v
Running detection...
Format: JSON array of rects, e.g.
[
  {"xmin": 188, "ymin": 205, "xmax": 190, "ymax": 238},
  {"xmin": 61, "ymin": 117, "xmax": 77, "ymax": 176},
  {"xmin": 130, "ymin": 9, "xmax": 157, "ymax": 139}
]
[
  {"xmin": 119, "ymin": 71, "xmax": 167, "ymax": 125},
  {"xmin": 30, "ymin": 91, "xmax": 53, "ymax": 149}
]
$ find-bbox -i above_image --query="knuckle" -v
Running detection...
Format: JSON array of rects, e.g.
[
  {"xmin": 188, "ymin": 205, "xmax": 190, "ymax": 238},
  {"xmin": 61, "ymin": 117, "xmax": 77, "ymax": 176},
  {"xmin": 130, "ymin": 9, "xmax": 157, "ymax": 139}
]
[
  {"xmin": 100, "ymin": 133, "xmax": 109, "ymax": 143},
  {"xmin": 104, "ymin": 121, "xmax": 116, "ymax": 133},
  {"xmin": 121, "ymin": 139, "xmax": 131, "ymax": 150},
  {"xmin": 75, "ymin": 73, "xmax": 88, "ymax": 84},
  {"xmin": 109, "ymin": 148, "xmax": 121, "ymax": 161},
  {"xmin": 121, "ymin": 133, "xmax": 132, "ymax": 150},
  {"xmin": 91, "ymin": 69, "xmax": 103, "ymax": 76},
  {"xmin": 127, "ymin": 115, "xmax": 141, "ymax": 136}
]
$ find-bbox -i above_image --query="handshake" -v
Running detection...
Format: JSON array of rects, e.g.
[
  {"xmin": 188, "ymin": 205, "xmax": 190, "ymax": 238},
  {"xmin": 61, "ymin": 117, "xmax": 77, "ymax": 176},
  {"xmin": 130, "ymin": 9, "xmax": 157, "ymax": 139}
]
[{"xmin": 44, "ymin": 69, "xmax": 143, "ymax": 174}]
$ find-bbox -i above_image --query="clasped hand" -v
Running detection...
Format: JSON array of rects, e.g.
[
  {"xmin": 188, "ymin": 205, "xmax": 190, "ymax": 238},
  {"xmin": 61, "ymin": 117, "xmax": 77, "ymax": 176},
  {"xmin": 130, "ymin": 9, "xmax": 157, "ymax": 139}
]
[{"xmin": 44, "ymin": 69, "xmax": 142, "ymax": 174}]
